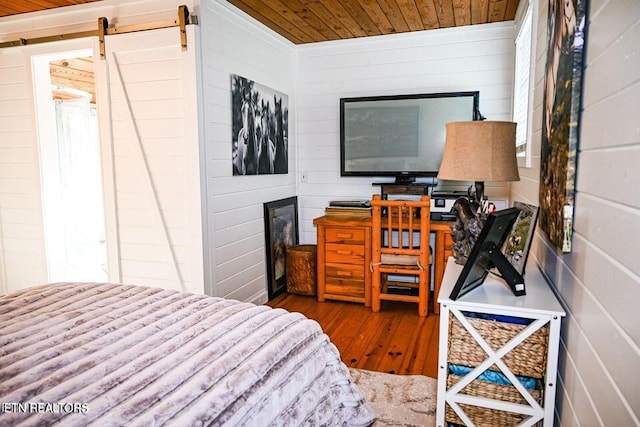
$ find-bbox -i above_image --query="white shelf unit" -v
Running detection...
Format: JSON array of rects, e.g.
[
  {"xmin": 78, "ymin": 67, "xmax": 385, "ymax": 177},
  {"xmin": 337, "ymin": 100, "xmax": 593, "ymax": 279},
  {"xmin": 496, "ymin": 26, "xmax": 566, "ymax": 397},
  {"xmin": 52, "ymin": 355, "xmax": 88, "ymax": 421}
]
[{"xmin": 436, "ymin": 258, "xmax": 565, "ymax": 427}]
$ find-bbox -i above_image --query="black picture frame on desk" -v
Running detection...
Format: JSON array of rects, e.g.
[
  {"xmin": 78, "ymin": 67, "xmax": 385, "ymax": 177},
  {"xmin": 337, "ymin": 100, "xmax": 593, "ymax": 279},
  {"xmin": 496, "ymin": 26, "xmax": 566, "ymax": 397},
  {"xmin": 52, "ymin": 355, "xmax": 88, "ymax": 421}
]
[
  {"xmin": 449, "ymin": 207, "xmax": 524, "ymax": 300},
  {"xmin": 264, "ymin": 196, "xmax": 299, "ymax": 300}
]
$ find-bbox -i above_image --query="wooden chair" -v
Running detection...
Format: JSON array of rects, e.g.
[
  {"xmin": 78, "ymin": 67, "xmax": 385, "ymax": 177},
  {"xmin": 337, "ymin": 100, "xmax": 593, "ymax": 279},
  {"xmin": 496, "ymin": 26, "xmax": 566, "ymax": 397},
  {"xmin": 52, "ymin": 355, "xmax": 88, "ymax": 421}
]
[{"xmin": 370, "ymin": 194, "xmax": 431, "ymax": 317}]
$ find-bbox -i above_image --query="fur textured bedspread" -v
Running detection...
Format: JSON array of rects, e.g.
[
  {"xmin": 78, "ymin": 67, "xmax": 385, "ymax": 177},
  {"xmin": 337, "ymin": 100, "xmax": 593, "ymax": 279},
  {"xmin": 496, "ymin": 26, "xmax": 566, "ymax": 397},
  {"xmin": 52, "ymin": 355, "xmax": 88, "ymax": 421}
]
[{"xmin": 0, "ymin": 282, "xmax": 376, "ymax": 426}]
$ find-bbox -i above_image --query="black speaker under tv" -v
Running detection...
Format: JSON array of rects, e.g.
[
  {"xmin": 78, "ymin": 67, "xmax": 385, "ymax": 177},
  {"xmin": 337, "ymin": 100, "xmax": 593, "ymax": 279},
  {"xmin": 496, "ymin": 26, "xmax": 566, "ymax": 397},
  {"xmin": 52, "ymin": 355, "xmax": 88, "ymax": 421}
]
[
  {"xmin": 340, "ymin": 91, "xmax": 480, "ymax": 183},
  {"xmin": 449, "ymin": 207, "xmax": 526, "ymax": 300}
]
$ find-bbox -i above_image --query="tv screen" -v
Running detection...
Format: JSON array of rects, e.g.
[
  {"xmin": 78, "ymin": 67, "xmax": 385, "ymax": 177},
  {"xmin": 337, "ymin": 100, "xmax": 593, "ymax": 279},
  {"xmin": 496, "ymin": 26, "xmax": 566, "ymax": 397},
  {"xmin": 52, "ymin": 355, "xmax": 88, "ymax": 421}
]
[{"xmin": 340, "ymin": 91, "xmax": 479, "ymax": 181}]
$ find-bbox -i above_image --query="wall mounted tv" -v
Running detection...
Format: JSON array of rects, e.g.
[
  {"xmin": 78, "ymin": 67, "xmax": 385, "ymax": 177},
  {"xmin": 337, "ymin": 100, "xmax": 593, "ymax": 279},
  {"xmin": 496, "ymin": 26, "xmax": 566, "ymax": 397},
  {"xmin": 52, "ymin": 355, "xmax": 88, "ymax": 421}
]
[{"xmin": 340, "ymin": 91, "xmax": 480, "ymax": 183}]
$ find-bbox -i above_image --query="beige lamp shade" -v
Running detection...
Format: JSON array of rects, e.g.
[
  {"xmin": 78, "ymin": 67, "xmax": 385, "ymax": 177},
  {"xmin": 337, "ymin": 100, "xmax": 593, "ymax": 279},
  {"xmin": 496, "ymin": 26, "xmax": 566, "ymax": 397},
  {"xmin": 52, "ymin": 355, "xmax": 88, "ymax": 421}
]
[{"xmin": 437, "ymin": 121, "xmax": 520, "ymax": 182}]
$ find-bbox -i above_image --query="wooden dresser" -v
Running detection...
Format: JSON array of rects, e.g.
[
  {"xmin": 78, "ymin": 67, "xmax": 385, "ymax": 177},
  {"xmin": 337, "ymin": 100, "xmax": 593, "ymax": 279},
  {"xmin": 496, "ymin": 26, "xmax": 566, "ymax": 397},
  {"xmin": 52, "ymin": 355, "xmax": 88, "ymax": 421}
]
[
  {"xmin": 314, "ymin": 215, "xmax": 372, "ymax": 306},
  {"xmin": 313, "ymin": 214, "xmax": 453, "ymax": 312}
]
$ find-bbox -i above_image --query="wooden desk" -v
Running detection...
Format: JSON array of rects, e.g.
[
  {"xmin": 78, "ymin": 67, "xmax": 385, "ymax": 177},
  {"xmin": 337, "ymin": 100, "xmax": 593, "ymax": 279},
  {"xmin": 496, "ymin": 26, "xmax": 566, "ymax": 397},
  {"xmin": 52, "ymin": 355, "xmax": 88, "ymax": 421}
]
[{"xmin": 313, "ymin": 214, "xmax": 453, "ymax": 313}]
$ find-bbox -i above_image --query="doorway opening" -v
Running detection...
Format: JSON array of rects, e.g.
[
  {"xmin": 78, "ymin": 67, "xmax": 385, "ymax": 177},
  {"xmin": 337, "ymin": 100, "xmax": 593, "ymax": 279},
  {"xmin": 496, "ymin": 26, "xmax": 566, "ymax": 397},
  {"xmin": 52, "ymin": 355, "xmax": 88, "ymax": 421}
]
[{"xmin": 32, "ymin": 49, "xmax": 108, "ymax": 282}]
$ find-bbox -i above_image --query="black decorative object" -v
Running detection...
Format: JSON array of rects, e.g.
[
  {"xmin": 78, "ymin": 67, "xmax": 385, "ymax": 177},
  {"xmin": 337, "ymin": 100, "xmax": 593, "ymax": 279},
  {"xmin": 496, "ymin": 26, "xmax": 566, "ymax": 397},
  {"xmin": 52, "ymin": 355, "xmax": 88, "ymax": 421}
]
[
  {"xmin": 264, "ymin": 196, "xmax": 298, "ymax": 300},
  {"xmin": 450, "ymin": 197, "xmax": 484, "ymax": 265}
]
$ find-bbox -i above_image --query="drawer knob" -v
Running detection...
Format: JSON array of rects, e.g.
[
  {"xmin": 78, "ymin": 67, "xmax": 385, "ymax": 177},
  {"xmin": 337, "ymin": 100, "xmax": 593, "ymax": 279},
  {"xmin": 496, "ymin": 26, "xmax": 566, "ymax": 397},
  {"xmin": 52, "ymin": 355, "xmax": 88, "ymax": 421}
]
[
  {"xmin": 336, "ymin": 233, "xmax": 352, "ymax": 239},
  {"xmin": 336, "ymin": 250, "xmax": 352, "ymax": 255},
  {"xmin": 336, "ymin": 271, "xmax": 352, "ymax": 277}
]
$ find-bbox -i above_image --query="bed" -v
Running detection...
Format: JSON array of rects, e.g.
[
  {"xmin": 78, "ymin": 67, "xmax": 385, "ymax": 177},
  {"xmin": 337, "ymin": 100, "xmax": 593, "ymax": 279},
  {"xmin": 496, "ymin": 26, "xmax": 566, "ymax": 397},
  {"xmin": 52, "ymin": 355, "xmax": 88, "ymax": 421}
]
[{"xmin": 0, "ymin": 282, "xmax": 376, "ymax": 426}]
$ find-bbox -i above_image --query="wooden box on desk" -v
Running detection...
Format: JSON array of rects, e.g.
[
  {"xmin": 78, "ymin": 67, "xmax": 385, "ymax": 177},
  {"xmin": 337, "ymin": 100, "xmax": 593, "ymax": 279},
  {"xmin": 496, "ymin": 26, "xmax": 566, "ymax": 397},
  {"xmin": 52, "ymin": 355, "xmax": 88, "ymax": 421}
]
[{"xmin": 324, "ymin": 206, "xmax": 372, "ymax": 217}]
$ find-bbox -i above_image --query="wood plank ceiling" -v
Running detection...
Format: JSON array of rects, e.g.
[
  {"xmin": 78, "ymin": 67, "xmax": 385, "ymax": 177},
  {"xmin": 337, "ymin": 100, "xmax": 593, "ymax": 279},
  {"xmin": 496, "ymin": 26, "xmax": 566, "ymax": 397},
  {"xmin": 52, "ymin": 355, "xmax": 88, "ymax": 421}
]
[
  {"xmin": 228, "ymin": 0, "xmax": 520, "ymax": 44},
  {"xmin": 0, "ymin": 0, "xmax": 103, "ymax": 18},
  {"xmin": 0, "ymin": 0, "xmax": 520, "ymax": 45}
]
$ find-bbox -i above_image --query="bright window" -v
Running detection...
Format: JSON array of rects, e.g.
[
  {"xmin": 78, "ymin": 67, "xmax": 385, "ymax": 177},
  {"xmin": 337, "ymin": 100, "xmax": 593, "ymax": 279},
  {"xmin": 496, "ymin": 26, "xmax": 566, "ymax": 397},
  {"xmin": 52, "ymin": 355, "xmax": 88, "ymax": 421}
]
[{"xmin": 513, "ymin": 0, "xmax": 534, "ymax": 166}]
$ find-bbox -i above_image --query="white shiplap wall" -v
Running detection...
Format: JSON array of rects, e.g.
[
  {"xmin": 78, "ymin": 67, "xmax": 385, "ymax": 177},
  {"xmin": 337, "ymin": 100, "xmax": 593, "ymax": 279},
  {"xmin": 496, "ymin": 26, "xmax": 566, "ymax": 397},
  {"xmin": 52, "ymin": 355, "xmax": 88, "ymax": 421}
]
[
  {"xmin": 295, "ymin": 22, "xmax": 516, "ymax": 244},
  {"xmin": 511, "ymin": 0, "xmax": 640, "ymax": 425},
  {"xmin": 199, "ymin": 1, "xmax": 296, "ymax": 303}
]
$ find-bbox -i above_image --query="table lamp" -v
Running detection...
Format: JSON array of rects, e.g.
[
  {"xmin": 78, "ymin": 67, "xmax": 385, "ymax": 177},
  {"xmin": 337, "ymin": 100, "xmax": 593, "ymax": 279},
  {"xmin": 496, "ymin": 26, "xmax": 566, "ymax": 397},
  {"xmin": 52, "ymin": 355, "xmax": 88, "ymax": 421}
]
[{"xmin": 437, "ymin": 120, "xmax": 520, "ymax": 264}]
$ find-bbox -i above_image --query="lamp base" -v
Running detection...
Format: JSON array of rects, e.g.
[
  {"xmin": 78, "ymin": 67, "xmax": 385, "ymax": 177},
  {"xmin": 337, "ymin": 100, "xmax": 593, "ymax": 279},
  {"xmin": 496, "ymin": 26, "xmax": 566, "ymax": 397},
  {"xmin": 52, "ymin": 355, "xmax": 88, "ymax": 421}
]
[
  {"xmin": 450, "ymin": 197, "xmax": 485, "ymax": 265},
  {"xmin": 473, "ymin": 181, "xmax": 485, "ymax": 206}
]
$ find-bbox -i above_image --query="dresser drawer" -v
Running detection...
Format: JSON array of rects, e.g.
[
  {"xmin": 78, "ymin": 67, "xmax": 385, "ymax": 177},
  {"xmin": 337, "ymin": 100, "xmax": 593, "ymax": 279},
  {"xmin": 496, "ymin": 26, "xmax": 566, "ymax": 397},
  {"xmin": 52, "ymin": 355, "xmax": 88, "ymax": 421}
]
[
  {"xmin": 325, "ymin": 227, "xmax": 365, "ymax": 245},
  {"xmin": 325, "ymin": 282, "xmax": 365, "ymax": 299},
  {"xmin": 325, "ymin": 263, "xmax": 365, "ymax": 282},
  {"xmin": 325, "ymin": 263, "xmax": 365, "ymax": 298},
  {"xmin": 325, "ymin": 243, "xmax": 365, "ymax": 264}
]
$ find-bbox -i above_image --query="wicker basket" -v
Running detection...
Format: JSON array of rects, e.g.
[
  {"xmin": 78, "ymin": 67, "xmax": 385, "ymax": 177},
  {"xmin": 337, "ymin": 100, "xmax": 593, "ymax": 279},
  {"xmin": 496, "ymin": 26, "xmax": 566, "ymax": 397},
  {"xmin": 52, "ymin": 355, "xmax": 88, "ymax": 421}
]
[
  {"xmin": 448, "ymin": 314, "xmax": 549, "ymax": 378},
  {"xmin": 445, "ymin": 374, "xmax": 543, "ymax": 427},
  {"xmin": 286, "ymin": 245, "xmax": 317, "ymax": 296}
]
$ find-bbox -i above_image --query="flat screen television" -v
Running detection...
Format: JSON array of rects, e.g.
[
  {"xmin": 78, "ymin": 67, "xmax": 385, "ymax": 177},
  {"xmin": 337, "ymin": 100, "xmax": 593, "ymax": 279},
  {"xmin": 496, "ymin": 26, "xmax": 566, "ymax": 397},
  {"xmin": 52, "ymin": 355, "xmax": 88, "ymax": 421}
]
[{"xmin": 340, "ymin": 91, "xmax": 480, "ymax": 183}]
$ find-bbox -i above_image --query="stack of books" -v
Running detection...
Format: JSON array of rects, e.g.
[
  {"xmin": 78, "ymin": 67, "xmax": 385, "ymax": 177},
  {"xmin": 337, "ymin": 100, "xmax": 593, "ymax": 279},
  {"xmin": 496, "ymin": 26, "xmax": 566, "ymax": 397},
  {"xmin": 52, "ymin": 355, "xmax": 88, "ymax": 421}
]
[{"xmin": 325, "ymin": 200, "xmax": 372, "ymax": 216}]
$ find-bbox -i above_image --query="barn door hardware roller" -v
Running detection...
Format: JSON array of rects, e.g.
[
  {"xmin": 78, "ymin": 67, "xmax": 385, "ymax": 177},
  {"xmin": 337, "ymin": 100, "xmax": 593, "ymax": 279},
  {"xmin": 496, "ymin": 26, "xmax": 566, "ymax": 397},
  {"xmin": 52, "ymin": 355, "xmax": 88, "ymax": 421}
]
[
  {"xmin": 1, "ymin": 5, "xmax": 198, "ymax": 55},
  {"xmin": 98, "ymin": 16, "xmax": 108, "ymax": 60},
  {"xmin": 178, "ymin": 5, "xmax": 190, "ymax": 51}
]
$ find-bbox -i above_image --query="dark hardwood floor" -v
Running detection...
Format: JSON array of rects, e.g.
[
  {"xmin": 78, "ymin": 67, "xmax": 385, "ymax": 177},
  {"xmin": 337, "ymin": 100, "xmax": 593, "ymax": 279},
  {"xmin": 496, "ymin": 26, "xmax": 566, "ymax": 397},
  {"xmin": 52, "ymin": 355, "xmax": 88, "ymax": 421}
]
[{"xmin": 267, "ymin": 293, "xmax": 440, "ymax": 378}]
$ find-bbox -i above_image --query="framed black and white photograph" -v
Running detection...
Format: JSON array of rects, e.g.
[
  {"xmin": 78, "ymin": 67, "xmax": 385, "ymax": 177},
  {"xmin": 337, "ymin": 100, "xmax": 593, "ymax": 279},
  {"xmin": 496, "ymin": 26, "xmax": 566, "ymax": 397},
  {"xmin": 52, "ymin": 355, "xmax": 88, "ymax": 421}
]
[
  {"xmin": 264, "ymin": 196, "xmax": 298, "ymax": 300},
  {"xmin": 231, "ymin": 74, "xmax": 289, "ymax": 176},
  {"xmin": 503, "ymin": 202, "xmax": 540, "ymax": 276}
]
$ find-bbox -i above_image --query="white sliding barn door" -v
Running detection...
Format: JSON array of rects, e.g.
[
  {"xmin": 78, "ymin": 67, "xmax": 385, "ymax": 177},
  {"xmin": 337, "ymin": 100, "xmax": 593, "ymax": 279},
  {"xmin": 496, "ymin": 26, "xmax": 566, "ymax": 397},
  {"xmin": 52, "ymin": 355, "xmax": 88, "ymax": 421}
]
[{"xmin": 101, "ymin": 26, "xmax": 204, "ymax": 293}]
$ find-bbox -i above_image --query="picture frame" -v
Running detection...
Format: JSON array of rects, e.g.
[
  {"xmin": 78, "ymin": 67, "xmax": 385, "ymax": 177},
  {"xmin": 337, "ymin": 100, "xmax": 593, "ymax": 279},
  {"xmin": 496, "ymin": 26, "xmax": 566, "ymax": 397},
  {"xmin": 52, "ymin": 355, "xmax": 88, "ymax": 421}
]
[
  {"xmin": 503, "ymin": 202, "xmax": 540, "ymax": 276},
  {"xmin": 263, "ymin": 196, "xmax": 299, "ymax": 300},
  {"xmin": 449, "ymin": 208, "xmax": 523, "ymax": 300},
  {"xmin": 231, "ymin": 74, "xmax": 289, "ymax": 176},
  {"xmin": 539, "ymin": 0, "xmax": 588, "ymax": 252}
]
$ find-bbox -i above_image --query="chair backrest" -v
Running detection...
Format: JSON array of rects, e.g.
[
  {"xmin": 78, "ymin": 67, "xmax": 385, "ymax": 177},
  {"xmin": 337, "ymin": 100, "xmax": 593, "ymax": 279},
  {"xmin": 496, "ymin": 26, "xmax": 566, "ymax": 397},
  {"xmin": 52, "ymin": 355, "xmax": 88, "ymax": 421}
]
[{"xmin": 371, "ymin": 194, "xmax": 431, "ymax": 266}]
